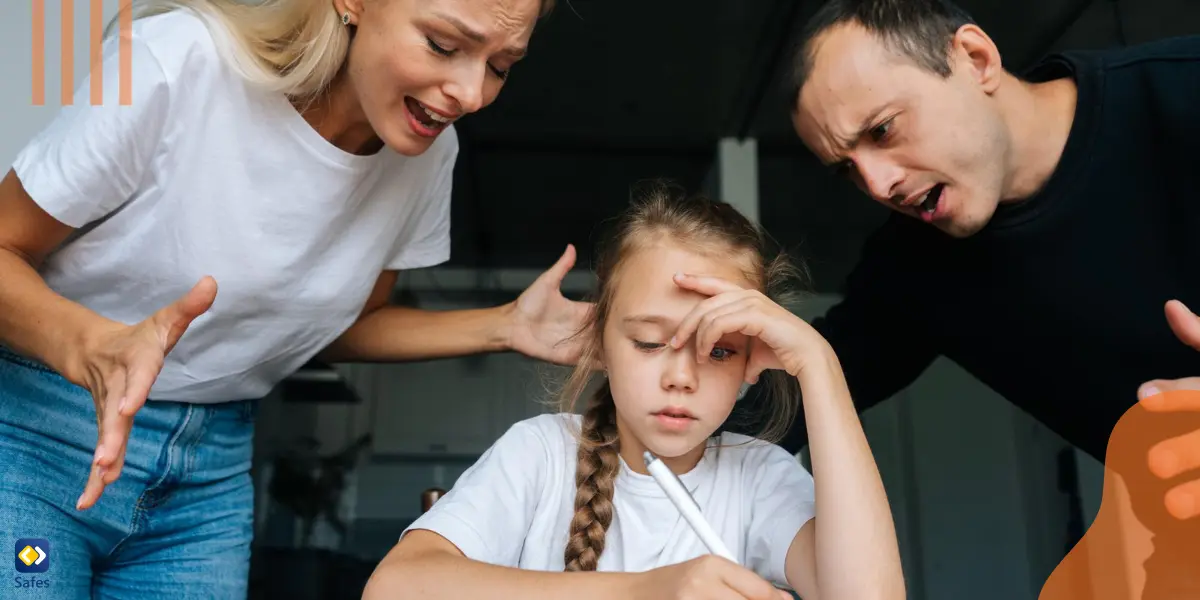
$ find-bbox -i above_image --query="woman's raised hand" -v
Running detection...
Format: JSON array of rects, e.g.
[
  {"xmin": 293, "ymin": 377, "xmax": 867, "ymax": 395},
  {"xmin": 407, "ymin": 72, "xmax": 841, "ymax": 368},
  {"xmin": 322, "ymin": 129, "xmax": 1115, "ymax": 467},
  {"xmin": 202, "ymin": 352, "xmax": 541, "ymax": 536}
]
[
  {"xmin": 507, "ymin": 244, "xmax": 594, "ymax": 366},
  {"xmin": 71, "ymin": 276, "xmax": 217, "ymax": 510}
]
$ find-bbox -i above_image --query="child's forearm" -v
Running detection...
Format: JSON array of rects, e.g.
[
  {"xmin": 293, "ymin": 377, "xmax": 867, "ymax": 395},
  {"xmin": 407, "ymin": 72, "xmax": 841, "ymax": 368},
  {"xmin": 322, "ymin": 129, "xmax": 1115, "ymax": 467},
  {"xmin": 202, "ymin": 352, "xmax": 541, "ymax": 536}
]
[
  {"xmin": 363, "ymin": 549, "xmax": 642, "ymax": 600},
  {"xmin": 798, "ymin": 345, "xmax": 907, "ymax": 600}
]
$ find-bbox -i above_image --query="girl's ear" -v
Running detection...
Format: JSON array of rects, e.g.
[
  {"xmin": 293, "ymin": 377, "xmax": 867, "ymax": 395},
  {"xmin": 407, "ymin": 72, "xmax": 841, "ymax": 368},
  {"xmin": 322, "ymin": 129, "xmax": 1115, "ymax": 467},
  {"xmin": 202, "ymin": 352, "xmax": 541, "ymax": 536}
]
[
  {"xmin": 589, "ymin": 346, "xmax": 607, "ymax": 373},
  {"xmin": 585, "ymin": 331, "xmax": 605, "ymax": 372}
]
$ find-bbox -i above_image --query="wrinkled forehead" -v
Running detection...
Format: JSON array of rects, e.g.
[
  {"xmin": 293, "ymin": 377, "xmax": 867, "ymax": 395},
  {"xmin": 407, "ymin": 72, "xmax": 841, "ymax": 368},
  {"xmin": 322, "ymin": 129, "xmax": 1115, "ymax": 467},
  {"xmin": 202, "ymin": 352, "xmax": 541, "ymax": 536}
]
[
  {"xmin": 420, "ymin": 0, "xmax": 542, "ymax": 41},
  {"xmin": 609, "ymin": 243, "xmax": 756, "ymax": 321},
  {"xmin": 793, "ymin": 25, "xmax": 910, "ymax": 154}
]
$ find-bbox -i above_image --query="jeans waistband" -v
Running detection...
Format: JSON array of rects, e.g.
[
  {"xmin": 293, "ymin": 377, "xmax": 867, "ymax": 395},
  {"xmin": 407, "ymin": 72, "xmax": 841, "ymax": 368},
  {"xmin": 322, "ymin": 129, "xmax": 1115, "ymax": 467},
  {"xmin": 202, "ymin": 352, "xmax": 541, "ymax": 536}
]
[{"xmin": 0, "ymin": 343, "xmax": 259, "ymax": 421}]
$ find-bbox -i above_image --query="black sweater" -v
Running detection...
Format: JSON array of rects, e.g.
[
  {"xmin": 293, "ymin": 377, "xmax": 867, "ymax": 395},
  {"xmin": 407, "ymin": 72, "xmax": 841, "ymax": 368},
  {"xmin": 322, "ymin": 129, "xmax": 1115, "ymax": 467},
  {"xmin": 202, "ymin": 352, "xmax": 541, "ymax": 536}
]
[{"xmin": 756, "ymin": 35, "xmax": 1200, "ymax": 463}]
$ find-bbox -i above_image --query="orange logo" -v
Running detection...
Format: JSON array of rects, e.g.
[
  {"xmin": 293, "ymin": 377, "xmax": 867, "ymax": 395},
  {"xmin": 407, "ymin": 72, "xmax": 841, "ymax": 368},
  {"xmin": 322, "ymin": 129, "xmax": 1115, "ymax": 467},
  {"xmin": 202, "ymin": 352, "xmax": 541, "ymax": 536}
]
[
  {"xmin": 1040, "ymin": 388, "xmax": 1200, "ymax": 599},
  {"xmin": 31, "ymin": 0, "xmax": 133, "ymax": 106}
]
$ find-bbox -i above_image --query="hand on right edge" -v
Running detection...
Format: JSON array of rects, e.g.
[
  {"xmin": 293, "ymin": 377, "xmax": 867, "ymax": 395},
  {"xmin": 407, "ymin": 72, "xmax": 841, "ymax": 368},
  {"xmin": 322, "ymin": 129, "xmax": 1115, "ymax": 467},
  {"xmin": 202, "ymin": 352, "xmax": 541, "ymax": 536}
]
[
  {"xmin": 72, "ymin": 276, "xmax": 217, "ymax": 510},
  {"xmin": 633, "ymin": 555, "xmax": 793, "ymax": 600}
]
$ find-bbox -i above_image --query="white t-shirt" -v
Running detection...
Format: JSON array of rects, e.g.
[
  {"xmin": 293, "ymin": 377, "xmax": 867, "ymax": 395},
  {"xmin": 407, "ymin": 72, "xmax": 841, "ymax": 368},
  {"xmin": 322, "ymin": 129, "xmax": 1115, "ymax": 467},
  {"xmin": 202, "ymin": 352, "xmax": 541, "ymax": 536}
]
[
  {"xmin": 403, "ymin": 413, "xmax": 817, "ymax": 588},
  {"xmin": 10, "ymin": 9, "xmax": 457, "ymax": 402}
]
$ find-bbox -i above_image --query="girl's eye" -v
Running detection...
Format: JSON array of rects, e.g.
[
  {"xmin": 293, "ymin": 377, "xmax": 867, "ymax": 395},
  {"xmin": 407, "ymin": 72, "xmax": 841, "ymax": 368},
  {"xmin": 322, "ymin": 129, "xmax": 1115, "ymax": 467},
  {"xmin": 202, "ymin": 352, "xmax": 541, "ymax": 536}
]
[
  {"xmin": 633, "ymin": 340, "xmax": 664, "ymax": 352},
  {"xmin": 710, "ymin": 347, "xmax": 736, "ymax": 361},
  {"xmin": 426, "ymin": 37, "xmax": 454, "ymax": 56}
]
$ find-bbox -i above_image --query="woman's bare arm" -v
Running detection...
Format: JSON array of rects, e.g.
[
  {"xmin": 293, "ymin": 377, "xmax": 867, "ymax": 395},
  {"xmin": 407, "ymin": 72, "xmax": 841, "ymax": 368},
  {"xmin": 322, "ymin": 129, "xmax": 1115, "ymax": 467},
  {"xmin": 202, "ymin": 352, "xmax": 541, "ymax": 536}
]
[
  {"xmin": 317, "ymin": 270, "xmax": 515, "ymax": 363},
  {"xmin": 0, "ymin": 169, "xmax": 116, "ymax": 382}
]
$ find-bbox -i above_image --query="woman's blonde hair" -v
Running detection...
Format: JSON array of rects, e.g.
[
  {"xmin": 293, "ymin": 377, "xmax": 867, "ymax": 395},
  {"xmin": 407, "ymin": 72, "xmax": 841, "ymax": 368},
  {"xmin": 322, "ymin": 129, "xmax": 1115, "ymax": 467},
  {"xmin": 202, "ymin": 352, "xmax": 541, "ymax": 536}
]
[
  {"xmin": 110, "ymin": 0, "xmax": 556, "ymax": 105},
  {"xmin": 556, "ymin": 180, "xmax": 806, "ymax": 572}
]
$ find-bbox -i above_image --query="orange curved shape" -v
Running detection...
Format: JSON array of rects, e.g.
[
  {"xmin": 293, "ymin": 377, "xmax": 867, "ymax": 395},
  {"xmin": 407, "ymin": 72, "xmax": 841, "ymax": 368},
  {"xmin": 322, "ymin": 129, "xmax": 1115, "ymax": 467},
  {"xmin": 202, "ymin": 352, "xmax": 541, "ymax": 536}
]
[{"xmin": 1039, "ymin": 389, "xmax": 1200, "ymax": 599}]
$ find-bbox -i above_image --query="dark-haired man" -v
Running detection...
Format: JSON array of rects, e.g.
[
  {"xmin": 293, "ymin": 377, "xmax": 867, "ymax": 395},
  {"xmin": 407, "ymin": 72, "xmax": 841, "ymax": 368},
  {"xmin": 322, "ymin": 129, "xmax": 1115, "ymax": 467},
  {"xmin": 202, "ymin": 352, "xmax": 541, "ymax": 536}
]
[{"xmin": 766, "ymin": 0, "xmax": 1200, "ymax": 514}]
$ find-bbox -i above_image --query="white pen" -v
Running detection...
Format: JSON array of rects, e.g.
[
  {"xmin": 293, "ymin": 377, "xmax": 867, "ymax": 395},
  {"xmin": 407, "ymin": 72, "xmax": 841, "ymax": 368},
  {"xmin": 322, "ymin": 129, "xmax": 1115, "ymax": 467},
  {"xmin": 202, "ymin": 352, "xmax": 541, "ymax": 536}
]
[{"xmin": 643, "ymin": 450, "xmax": 738, "ymax": 563}]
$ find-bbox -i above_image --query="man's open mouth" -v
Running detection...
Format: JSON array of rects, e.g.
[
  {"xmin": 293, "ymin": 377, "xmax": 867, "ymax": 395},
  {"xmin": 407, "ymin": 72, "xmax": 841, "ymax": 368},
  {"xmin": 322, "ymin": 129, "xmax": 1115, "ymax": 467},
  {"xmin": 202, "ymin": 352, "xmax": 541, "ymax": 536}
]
[{"xmin": 920, "ymin": 184, "xmax": 944, "ymax": 214}]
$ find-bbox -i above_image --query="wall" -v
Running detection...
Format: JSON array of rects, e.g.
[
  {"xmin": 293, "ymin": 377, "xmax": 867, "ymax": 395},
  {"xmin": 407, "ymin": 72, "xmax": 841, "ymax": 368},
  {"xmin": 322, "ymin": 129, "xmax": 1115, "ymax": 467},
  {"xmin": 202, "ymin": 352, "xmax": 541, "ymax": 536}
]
[{"xmin": 1, "ymin": 0, "xmax": 111, "ymax": 166}]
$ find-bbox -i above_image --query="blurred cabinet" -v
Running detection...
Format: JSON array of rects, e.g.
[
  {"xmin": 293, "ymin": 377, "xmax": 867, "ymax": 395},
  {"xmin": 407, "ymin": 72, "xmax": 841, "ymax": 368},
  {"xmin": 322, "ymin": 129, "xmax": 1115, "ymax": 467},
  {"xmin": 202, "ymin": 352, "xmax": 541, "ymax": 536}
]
[
  {"xmin": 333, "ymin": 352, "xmax": 557, "ymax": 459},
  {"xmin": 370, "ymin": 356, "xmax": 499, "ymax": 456}
]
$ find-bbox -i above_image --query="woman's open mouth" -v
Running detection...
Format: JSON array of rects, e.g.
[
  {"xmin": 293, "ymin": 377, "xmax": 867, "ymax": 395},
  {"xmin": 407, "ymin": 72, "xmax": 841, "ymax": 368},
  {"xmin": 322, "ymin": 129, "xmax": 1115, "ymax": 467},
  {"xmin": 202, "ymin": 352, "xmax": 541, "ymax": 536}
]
[{"xmin": 404, "ymin": 96, "xmax": 454, "ymax": 137}]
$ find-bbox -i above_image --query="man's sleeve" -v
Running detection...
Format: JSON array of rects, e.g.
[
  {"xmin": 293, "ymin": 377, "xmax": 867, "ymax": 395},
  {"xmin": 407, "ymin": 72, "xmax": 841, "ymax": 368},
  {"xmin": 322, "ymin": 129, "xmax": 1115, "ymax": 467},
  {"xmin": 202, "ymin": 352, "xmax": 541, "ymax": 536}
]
[{"xmin": 736, "ymin": 216, "xmax": 942, "ymax": 454}]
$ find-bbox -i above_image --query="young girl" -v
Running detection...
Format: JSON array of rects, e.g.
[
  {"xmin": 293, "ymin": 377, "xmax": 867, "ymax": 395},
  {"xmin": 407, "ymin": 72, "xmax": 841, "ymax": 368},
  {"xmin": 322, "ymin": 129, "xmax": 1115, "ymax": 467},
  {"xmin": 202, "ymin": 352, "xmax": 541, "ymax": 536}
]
[{"xmin": 362, "ymin": 182, "xmax": 905, "ymax": 600}]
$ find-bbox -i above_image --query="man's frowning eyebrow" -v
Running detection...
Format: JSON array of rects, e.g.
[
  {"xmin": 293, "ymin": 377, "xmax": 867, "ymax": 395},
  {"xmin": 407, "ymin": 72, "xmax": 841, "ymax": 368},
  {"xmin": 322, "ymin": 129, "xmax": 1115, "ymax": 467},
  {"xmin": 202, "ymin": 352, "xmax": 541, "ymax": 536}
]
[
  {"xmin": 821, "ymin": 105, "xmax": 887, "ymax": 169},
  {"xmin": 431, "ymin": 13, "xmax": 528, "ymax": 58}
]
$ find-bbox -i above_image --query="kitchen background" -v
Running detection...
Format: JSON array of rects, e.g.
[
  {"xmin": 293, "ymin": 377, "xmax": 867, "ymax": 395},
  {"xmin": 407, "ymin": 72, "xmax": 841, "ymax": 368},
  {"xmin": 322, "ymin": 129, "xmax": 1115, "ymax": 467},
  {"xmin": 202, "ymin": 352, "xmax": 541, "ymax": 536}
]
[{"xmin": 3, "ymin": 0, "xmax": 1198, "ymax": 599}]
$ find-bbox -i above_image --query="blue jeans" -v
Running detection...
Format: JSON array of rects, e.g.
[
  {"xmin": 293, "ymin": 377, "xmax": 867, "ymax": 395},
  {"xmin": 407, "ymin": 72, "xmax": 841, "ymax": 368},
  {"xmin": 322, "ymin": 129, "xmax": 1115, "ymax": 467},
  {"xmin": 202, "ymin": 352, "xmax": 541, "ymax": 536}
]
[{"xmin": 0, "ymin": 346, "xmax": 256, "ymax": 599}]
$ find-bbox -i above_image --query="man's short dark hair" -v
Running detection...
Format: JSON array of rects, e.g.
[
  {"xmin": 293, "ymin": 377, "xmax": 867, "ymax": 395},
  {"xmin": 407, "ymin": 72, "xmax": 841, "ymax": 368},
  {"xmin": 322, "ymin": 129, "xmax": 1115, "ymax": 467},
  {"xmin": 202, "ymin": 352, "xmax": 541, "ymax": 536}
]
[{"xmin": 787, "ymin": 0, "xmax": 977, "ymax": 104}]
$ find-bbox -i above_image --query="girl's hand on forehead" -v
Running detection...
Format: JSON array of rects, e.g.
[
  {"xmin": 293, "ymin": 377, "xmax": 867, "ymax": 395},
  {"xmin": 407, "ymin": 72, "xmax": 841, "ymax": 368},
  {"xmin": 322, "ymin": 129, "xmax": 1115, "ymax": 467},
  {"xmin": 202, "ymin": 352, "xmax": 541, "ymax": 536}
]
[{"xmin": 669, "ymin": 273, "xmax": 831, "ymax": 382}]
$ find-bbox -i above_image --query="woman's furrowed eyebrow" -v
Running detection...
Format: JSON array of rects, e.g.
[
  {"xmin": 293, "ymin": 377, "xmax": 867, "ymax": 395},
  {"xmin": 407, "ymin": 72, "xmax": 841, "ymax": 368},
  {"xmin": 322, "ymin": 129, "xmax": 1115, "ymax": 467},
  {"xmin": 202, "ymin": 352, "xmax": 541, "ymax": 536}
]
[{"xmin": 430, "ymin": 13, "xmax": 528, "ymax": 58}]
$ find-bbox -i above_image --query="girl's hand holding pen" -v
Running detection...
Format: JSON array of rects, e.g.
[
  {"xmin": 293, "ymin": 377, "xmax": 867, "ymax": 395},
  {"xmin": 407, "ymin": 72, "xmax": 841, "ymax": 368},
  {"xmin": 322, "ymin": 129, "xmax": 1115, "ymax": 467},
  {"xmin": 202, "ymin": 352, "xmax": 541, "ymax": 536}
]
[{"xmin": 632, "ymin": 555, "xmax": 793, "ymax": 600}]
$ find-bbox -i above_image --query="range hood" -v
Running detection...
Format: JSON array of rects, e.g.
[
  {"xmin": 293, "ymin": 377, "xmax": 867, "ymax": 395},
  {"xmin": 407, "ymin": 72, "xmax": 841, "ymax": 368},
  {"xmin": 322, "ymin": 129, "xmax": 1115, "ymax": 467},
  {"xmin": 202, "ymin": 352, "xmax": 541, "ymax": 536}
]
[{"xmin": 281, "ymin": 360, "xmax": 362, "ymax": 404}]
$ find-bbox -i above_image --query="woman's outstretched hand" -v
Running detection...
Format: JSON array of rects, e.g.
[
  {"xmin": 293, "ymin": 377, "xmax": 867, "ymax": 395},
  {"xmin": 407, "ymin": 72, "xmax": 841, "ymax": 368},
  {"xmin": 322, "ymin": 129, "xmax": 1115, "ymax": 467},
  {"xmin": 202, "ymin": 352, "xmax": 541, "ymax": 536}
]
[
  {"xmin": 71, "ymin": 276, "xmax": 217, "ymax": 510},
  {"xmin": 507, "ymin": 244, "xmax": 594, "ymax": 366},
  {"xmin": 669, "ymin": 273, "xmax": 828, "ymax": 383}
]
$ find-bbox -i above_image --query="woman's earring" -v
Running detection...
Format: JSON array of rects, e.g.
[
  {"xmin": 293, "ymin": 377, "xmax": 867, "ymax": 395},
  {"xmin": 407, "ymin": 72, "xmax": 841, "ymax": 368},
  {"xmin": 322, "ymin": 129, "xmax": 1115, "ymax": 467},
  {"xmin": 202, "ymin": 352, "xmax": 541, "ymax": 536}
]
[{"xmin": 341, "ymin": 12, "xmax": 351, "ymax": 25}]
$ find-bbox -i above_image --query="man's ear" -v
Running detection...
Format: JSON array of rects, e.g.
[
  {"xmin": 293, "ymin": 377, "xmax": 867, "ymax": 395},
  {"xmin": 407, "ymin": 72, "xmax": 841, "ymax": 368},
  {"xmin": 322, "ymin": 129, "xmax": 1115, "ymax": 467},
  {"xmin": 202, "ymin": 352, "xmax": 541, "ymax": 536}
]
[{"xmin": 950, "ymin": 23, "xmax": 1004, "ymax": 94}]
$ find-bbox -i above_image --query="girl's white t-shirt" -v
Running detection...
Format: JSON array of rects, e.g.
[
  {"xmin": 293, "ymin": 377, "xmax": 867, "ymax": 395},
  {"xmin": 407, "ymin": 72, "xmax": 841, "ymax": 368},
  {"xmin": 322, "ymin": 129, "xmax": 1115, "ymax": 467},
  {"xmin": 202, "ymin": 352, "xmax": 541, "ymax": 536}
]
[
  {"xmin": 10, "ymin": 9, "xmax": 458, "ymax": 402},
  {"xmin": 403, "ymin": 413, "xmax": 817, "ymax": 588}
]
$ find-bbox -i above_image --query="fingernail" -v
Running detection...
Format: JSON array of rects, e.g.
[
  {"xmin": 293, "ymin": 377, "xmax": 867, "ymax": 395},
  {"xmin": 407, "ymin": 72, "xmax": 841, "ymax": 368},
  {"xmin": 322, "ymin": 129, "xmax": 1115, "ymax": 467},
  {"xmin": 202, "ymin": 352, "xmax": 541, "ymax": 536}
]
[
  {"xmin": 93, "ymin": 449, "xmax": 104, "ymax": 465},
  {"xmin": 1148, "ymin": 449, "xmax": 1180, "ymax": 479},
  {"xmin": 118, "ymin": 396, "xmax": 128, "ymax": 413},
  {"xmin": 1140, "ymin": 384, "xmax": 1160, "ymax": 400},
  {"xmin": 1166, "ymin": 488, "xmax": 1197, "ymax": 520},
  {"xmin": 669, "ymin": 336, "xmax": 678, "ymax": 347},
  {"xmin": 98, "ymin": 467, "xmax": 107, "ymax": 480}
]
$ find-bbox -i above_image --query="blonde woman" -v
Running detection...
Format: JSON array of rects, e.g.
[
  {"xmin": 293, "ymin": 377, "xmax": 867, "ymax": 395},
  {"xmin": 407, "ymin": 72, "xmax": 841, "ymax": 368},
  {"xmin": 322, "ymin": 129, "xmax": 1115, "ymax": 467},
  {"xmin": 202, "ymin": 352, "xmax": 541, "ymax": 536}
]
[{"xmin": 0, "ymin": 0, "xmax": 572, "ymax": 597}]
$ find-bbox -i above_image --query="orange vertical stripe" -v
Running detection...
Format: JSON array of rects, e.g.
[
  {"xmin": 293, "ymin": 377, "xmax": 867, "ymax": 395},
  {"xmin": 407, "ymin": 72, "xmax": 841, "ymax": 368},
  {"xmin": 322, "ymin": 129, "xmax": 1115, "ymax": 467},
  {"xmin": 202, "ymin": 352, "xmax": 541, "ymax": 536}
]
[
  {"xmin": 61, "ymin": 0, "xmax": 75, "ymax": 106},
  {"xmin": 120, "ymin": 0, "xmax": 132, "ymax": 105},
  {"xmin": 31, "ymin": 0, "xmax": 45, "ymax": 105},
  {"xmin": 89, "ymin": 0, "xmax": 103, "ymax": 105}
]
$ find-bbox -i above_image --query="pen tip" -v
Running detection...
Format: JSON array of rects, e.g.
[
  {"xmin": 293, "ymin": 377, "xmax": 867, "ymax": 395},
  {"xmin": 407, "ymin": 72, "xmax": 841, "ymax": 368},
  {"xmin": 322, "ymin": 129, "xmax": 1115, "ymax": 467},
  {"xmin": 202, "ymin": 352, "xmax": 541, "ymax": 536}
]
[{"xmin": 643, "ymin": 450, "xmax": 655, "ymax": 464}]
